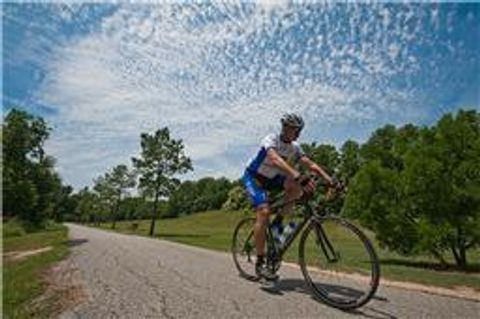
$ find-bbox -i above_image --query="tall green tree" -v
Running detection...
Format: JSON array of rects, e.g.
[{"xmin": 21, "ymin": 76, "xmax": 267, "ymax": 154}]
[
  {"xmin": 53, "ymin": 185, "xmax": 78, "ymax": 222},
  {"xmin": 106, "ymin": 164, "xmax": 136, "ymax": 229},
  {"xmin": 3, "ymin": 108, "xmax": 64, "ymax": 225},
  {"xmin": 301, "ymin": 142, "xmax": 339, "ymax": 174},
  {"xmin": 75, "ymin": 187, "xmax": 98, "ymax": 223},
  {"xmin": 402, "ymin": 110, "xmax": 480, "ymax": 268},
  {"xmin": 338, "ymin": 140, "xmax": 361, "ymax": 183},
  {"xmin": 93, "ymin": 175, "xmax": 116, "ymax": 224},
  {"xmin": 132, "ymin": 128, "xmax": 192, "ymax": 236},
  {"xmin": 344, "ymin": 110, "xmax": 480, "ymax": 268},
  {"xmin": 29, "ymin": 158, "xmax": 63, "ymax": 222},
  {"xmin": 3, "ymin": 109, "xmax": 45, "ymax": 220},
  {"xmin": 360, "ymin": 124, "xmax": 402, "ymax": 171},
  {"xmin": 3, "ymin": 109, "xmax": 50, "ymax": 166},
  {"xmin": 92, "ymin": 167, "xmax": 136, "ymax": 228}
]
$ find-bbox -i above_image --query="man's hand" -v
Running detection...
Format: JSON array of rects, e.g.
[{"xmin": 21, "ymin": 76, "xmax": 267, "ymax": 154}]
[
  {"xmin": 325, "ymin": 176, "xmax": 334, "ymax": 187},
  {"xmin": 296, "ymin": 175, "xmax": 316, "ymax": 195},
  {"xmin": 328, "ymin": 177, "xmax": 345, "ymax": 192}
]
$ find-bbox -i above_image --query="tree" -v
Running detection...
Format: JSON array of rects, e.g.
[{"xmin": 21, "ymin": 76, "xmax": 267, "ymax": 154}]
[
  {"xmin": 360, "ymin": 124, "xmax": 402, "ymax": 171},
  {"xmin": 132, "ymin": 128, "xmax": 192, "ymax": 236},
  {"xmin": 93, "ymin": 165, "xmax": 136, "ymax": 229},
  {"xmin": 166, "ymin": 180, "xmax": 196, "ymax": 217},
  {"xmin": 222, "ymin": 185, "xmax": 250, "ymax": 211},
  {"xmin": 344, "ymin": 110, "xmax": 480, "ymax": 268},
  {"xmin": 167, "ymin": 177, "xmax": 234, "ymax": 216},
  {"xmin": 53, "ymin": 185, "xmax": 78, "ymax": 222},
  {"xmin": 3, "ymin": 108, "xmax": 64, "ymax": 226},
  {"xmin": 301, "ymin": 142, "xmax": 342, "ymax": 212},
  {"xmin": 28, "ymin": 158, "xmax": 63, "ymax": 222},
  {"xmin": 93, "ymin": 175, "xmax": 116, "ymax": 224},
  {"xmin": 338, "ymin": 140, "xmax": 361, "ymax": 183},
  {"xmin": 3, "ymin": 109, "xmax": 50, "ymax": 166},
  {"xmin": 402, "ymin": 110, "xmax": 480, "ymax": 268},
  {"xmin": 301, "ymin": 142, "xmax": 340, "ymax": 174},
  {"xmin": 117, "ymin": 196, "xmax": 155, "ymax": 220},
  {"xmin": 3, "ymin": 109, "xmax": 47, "ymax": 220},
  {"xmin": 75, "ymin": 187, "xmax": 98, "ymax": 223},
  {"xmin": 344, "ymin": 161, "xmax": 420, "ymax": 255},
  {"xmin": 106, "ymin": 164, "xmax": 136, "ymax": 229}
]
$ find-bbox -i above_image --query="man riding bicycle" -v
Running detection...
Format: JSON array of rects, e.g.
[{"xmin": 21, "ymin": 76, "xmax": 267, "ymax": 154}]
[{"xmin": 242, "ymin": 113, "xmax": 334, "ymax": 281}]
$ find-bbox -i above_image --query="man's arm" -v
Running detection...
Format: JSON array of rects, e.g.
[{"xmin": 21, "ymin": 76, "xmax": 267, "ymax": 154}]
[
  {"xmin": 299, "ymin": 156, "xmax": 333, "ymax": 185},
  {"xmin": 266, "ymin": 148, "xmax": 301, "ymax": 180}
]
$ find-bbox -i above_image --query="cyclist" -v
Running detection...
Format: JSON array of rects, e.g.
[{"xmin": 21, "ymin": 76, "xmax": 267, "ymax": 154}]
[{"xmin": 242, "ymin": 113, "xmax": 334, "ymax": 281}]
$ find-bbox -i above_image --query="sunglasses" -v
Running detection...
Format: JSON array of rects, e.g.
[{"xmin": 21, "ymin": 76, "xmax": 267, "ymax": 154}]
[{"xmin": 283, "ymin": 125, "xmax": 302, "ymax": 135}]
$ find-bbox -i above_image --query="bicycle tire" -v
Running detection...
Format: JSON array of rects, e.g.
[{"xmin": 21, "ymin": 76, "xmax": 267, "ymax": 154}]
[{"xmin": 299, "ymin": 216, "xmax": 380, "ymax": 310}]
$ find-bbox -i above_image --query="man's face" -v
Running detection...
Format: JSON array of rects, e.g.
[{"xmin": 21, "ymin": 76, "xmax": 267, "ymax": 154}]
[{"xmin": 282, "ymin": 125, "xmax": 301, "ymax": 142}]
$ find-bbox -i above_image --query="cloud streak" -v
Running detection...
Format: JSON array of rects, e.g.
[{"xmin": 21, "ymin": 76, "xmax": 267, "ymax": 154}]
[{"xmin": 4, "ymin": 2, "xmax": 479, "ymax": 189}]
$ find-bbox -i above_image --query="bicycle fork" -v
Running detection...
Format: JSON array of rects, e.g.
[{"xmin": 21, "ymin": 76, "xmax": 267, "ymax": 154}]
[{"xmin": 314, "ymin": 223, "xmax": 340, "ymax": 263}]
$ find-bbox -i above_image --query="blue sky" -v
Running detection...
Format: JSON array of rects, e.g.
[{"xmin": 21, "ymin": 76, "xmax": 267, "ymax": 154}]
[{"xmin": 3, "ymin": 2, "xmax": 479, "ymax": 190}]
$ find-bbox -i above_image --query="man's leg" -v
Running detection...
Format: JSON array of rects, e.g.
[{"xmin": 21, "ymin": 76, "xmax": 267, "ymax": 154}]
[
  {"xmin": 254, "ymin": 204, "xmax": 270, "ymax": 258},
  {"xmin": 242, "ymin": 171, "xmax": 279, "ymax": 281},
  {"xmin": 254, "ymin": 204, "xmax": 279, "ymax": 281},
  {"xmin": 281, "ymin": 175, "xmax": 303, "ymax": 216}
]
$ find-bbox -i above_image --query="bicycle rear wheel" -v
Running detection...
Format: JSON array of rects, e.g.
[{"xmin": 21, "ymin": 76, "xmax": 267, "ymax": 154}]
[
  {"xmin": 232, "ymin": 217, "xmax": 258, "ymax": 281},
  {"xmin": 299, "ymin": 217, "xmax": 380, "ymax": 310}
]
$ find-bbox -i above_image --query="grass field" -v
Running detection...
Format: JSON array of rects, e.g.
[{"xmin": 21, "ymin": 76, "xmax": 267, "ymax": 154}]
[
  {"xmin": 95, "ymin": 210, "xmax": 480, "ymax": 291},
  {"xmin": 3, "ymin": 220, "xmax": 70, "ymax": 319}
]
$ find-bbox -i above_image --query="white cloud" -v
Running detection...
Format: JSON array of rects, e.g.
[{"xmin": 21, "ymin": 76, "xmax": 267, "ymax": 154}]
[{"xmin": 28, "ymin": 2, "xmax": 434, "ymax": 189}]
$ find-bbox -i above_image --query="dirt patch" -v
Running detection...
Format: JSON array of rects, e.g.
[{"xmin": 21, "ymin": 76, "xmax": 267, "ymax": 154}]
[
  {"xmin": 27, "ymin": 257, "xmax": 88, "ymax": 317},
  {"xmin": 3, "ymin": 246, "xmax": 53, "ymax": 261}
]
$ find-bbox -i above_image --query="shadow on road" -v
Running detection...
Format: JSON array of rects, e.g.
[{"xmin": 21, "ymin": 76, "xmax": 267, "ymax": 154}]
[
  {"xmin": 65, "ymin": 239, "xmax": 89, "ymax": 247},
  {"xmin": 260, "ymin": 278, "xmax": 396, "ymax": 319},
  {"xmin": 350, "ymin": 306, "xmax": 398, "ymax": 319}
]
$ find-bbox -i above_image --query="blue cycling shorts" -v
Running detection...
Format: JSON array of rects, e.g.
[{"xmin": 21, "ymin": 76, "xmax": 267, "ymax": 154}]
[{"xmin": 242, "ymin": 170, "xmax": 286, "ymax": 208}]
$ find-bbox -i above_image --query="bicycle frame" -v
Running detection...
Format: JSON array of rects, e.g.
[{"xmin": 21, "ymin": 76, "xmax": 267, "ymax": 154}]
[{"xmin": 267, "ymin": 197, "xmax": 335, "ymax": 263}]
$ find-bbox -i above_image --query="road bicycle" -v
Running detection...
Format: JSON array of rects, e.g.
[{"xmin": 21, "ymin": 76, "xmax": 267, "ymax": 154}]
[{"xmin": 231, "ymin": 177, "xmax": 380, "ymax": 310}]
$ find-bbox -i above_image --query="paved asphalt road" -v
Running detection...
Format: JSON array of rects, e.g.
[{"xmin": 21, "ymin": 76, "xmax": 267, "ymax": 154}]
[{"xmin": 60, "ymin": 224, "xmax": 479, "ymax": 319}]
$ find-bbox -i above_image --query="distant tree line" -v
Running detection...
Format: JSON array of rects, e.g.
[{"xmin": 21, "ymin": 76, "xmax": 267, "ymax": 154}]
[{"xmin": 3, "ymin": 107, "xmax": 478, "ymax": 268}]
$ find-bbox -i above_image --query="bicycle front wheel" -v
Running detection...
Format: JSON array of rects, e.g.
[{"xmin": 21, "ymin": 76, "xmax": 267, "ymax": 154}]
[{"xmin": 299, "ymin": 217, "xmax": 380, "ymax": 310}]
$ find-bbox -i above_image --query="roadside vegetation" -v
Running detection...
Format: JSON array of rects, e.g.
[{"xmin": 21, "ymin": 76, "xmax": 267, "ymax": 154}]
[
  {"xmin": 3, "ymin": 219, "xmax": 70, "ymax": 318},
  {"xmin": 3, "ymin": 109, "xmax": 76, "ymax": 318}
]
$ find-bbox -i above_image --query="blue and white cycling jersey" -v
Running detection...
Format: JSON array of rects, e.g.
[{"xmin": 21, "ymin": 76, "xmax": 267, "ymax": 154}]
[
  {"xmin": 246, "ymin": 133, "xmax": 305, "ymax": 179},
  {"xmin": 242, "ymin": 134, "xmax": 304, "ymax": 208}
]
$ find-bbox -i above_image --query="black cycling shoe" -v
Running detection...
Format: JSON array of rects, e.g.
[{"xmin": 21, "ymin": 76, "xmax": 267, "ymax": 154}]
[{"xmin": 255, "ymin": 262, "xmax": 279, "ymax": 281}]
